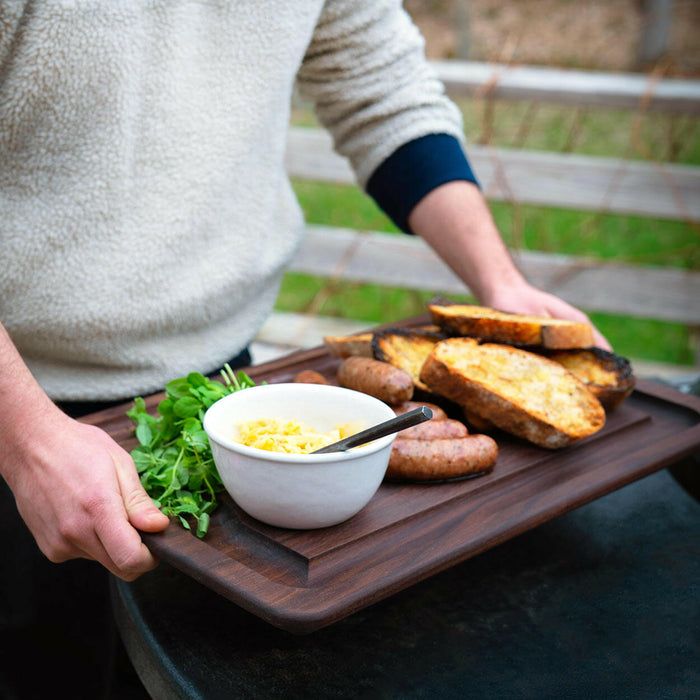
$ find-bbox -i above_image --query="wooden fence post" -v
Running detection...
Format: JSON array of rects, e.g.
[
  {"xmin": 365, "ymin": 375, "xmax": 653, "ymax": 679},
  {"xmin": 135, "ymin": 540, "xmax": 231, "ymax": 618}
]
[
  {"xmin": 454, "ymin": 3, "xmax": 471, "ymax": 60},
  {"xmin": 637, "ymin": 0, "xmax": 674, "ymax": 68}
]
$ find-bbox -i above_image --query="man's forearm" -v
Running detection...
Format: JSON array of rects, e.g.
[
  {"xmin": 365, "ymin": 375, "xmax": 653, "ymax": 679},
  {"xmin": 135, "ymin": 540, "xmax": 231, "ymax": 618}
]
[
  {"xmin": 0, "ymin": 323, "xmax": 56, "ymax": 462},
  {"xmin": 406, "ymin": 179, "xmax": 611, "ymax": 348},
  {"xmin": 407, "ymin": 180, "xmax": 527, "ymax": 305}
]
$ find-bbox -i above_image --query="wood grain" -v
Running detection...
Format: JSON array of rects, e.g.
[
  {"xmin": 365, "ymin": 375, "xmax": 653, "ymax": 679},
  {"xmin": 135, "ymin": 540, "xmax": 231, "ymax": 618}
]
[{"xmin": 86, "ymin": 336, "xmax": 700, "ymax": 634}]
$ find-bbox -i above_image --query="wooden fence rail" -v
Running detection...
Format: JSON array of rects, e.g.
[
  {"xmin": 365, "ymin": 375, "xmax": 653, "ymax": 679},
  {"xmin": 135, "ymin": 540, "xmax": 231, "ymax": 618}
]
[
  {"xmin": 288, "ymin": 225, "xmax": 700, "ymax": 328},
  {"xmin": 286, "ymin": 127, "xmax": 700, "ymax": 223},
  {"xmin": 432, "ymin": 60, "xmax": 700, "ymax": 114}
]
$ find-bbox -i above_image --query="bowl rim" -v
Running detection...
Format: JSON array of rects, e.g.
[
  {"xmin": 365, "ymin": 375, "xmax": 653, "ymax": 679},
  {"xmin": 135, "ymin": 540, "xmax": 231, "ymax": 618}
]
[{"xmin": 202, "ymin": 382, "xmax": 397, "ymax": 464}]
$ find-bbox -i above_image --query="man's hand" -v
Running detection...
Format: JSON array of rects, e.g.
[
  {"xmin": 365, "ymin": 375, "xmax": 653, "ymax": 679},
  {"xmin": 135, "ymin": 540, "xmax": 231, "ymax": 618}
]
[
  {"xmin": 0, "ymin": 320, "xmax": 171, "ymax": 583},
  {"xmin": 2, "ymin": 402, "xmax": 169, "ymax": 581},
  {"xmin": 408, "ymin": 180, "xmax": 612, "ymax": 350},
  {"xmin": 481, "ymin": 282, "xmax": 611, "ymax": 350}
]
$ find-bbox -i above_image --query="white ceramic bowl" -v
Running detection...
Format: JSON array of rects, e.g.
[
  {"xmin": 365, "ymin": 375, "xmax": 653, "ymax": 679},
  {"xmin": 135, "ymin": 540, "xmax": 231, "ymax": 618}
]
[{"xmin": 203, "ymin": 383, "xmax": 397, "ymax": 529}]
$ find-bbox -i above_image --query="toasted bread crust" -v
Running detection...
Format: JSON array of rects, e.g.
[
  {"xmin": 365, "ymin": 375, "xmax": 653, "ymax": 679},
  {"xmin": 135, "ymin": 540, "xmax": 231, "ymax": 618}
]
[
  {"xmin": 541, "ymin": 347, "xmax": 636, "ymax": 411},
  {"xmin": 323, "ymin": 333, "xmax": 375, "ymax": 358},
  {"xmin": 428, "ymin": 302, "xmax": 595, "ymax": 349},
  {"xmin": 372, "ymin": 328, "xmax": 444, "ymax": 392},
  {"xmin": 420, "ymin": 338, "xmax": 605, "ymax": 449},
  {"xmin": 461, "ymin": 407, "xmax": 497, "ymax": 432},
  {"xmin": 323, "ymin": 325, "xmax": 442, "ymax": 360}
]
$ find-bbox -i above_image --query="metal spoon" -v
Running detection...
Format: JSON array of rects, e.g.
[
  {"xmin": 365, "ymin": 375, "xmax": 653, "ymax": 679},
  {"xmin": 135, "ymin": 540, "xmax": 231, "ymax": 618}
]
[{"xmin": 311, "ymin": 406, "xmax": 433, "ymax": 454}]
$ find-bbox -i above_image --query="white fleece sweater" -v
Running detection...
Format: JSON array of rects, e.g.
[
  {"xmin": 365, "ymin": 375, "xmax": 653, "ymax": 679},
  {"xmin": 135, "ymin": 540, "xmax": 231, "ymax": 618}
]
[{"xmin": 0, "ymin": 0, "xmax": 465, "ymax": 400}]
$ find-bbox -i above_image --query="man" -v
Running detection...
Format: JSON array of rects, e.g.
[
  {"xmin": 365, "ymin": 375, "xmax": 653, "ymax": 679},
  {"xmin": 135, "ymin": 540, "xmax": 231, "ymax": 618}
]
[{"xmin": 0, "ymin": 0, "xmax": 608, "ymax": 693}]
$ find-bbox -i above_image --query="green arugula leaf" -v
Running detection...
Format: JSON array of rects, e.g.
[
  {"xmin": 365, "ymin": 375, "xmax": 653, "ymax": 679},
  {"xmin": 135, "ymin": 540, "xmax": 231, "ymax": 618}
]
[
  {"xmin": 134, "ymin": 422, "xmax": 153, "ymax": 447},
  {"xmin": 173, "ymin": 396, "xmax": 202, "ymax": 418}
]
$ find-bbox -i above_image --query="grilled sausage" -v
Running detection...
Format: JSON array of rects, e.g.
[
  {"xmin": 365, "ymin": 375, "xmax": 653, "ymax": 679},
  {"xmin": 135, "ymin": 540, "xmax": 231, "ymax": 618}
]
[
  {"xmin": 337, "ymin": 356, "xmax": 413, "ymax": 405},
  {"xmin": 386, "ymin": 435, "xmax": 498, "ymax": 481},
  {"xmin": 294, "ymin": 369, "xmax": 331, "ymax": 385},
  {"xmin": 393, "ymin": 400, "xmax": 449, "ymax": 421},
  {"xmin": 398, "ymin": 418, "xmax": 468, "ymax": 440}
]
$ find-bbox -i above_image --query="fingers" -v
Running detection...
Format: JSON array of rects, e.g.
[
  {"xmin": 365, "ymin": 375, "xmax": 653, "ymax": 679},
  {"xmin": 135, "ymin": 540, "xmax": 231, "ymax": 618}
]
[
  {"xmin": 67, "ymin": 444, "xmax": 168, "ymax": 580},
  {"xmin": 91, "ymin": 516, "xmax": 162, "ymax": 581},
  {"xmin": 537, "ymin": 294, "xmax": 613, "ymax": 351},
  {"xmin": 55, "ymin": 523, "xmax": 159, "ymax": 582},
  {"xmin": 112, "ymin": 452, "xmax": 170, "ymax": 533},
  {"xmin": 82, "ymin": 450, "xmax": 171, "ymax": 581},
  {"xmin": 65, "ymin": 487, "xmax": 163, "ymax": 580},
  {"xmin": 26, "ymin": 489, "xmax": 161, "ymax": 581}
]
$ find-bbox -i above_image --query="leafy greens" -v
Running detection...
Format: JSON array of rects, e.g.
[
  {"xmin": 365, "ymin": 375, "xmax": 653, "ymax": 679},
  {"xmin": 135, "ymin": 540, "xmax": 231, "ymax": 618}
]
[{"xmin": 126, "ymin": 364, "xmax": 256, "ymax": 538}]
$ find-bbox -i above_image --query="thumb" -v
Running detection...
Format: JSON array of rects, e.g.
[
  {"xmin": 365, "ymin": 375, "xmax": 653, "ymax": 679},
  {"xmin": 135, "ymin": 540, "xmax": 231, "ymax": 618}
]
[{"xmin": 113, "ymin": 453, "xmax": 170, "ymax": 533}]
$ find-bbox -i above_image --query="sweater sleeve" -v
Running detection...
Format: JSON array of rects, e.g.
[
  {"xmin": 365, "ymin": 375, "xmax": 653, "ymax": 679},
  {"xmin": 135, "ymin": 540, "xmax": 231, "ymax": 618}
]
[
  {"xmin": 366, "ymin": 133, "xmax": 479, "ymax": 233},
  {"xmin": 296, "ymin": 0, "xmax": 467, "ymax": 189}
]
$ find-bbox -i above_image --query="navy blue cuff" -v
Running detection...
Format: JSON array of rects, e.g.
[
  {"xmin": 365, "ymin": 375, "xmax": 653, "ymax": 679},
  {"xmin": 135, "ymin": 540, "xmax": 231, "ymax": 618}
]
[{"xmin": 366, "ymin": 133, "xmax": 479, "ymax": 234}]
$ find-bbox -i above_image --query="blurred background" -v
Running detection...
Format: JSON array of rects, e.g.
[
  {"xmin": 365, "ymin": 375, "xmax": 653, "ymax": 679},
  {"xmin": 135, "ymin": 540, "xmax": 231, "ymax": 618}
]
[
  {"xmin": 269, "ymin": 0, "xmax": 700, "ymax": 375},
  {"xmin": 406, "ymin": 0, "xmax": 699, "ymax": 74}
]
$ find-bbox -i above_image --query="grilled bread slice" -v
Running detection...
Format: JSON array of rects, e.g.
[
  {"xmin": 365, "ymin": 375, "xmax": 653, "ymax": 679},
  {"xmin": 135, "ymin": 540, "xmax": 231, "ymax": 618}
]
[
  {"xmin": 539, "ymin": 347, "xmax": 636, "ymax": 411},
  {"xmin": 323, "ymin": 332, "xmax": 375, "ymax": 358},
  {"xmin": 323, "ymin": 325, "xmax": 442, "ymax": 360},
  {"xmin": 428, "ymin": 301, "xmax": 595, "ymax": 350},
  {"xmin": 420, "ymin": 337, "xmax": 605, "ymax": 449},
  {"xmin": 372, "ymin": 327, "xmax": 445, "ymax": 392}
]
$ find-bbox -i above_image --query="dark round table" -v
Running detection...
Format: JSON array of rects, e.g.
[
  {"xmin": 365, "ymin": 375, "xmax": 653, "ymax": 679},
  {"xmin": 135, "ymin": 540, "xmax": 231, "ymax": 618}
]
[{"xmin": 112, "ymin": 461, "xmax": 699, "ymax": 700}]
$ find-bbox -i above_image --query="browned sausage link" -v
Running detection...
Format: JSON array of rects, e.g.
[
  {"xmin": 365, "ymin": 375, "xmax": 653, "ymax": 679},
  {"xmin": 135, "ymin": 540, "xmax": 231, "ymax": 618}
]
[
  {"xmin": 398, "ymin": 418, "xmax": 468, "ymax": 440},
  {"xmin": 386, "ymin": 435, "xmax": 498, "ymax": 481},
  {"xmin": 392, "ymin": 400, "xmax": 448, "ymax": 421},
  {"xmin": 337, "ymin": 356, "xmax": 413, "ymax": 405},
  {"xmin": 294, "ymin": 369, "xmax": 331, "ymax": 385}
]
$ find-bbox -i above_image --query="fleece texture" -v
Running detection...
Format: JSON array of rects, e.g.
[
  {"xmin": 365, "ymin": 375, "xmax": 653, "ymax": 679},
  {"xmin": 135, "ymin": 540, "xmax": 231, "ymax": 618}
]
[{"xmin": 0, "ymin": 0, "xmax": 465, "ymax": 400}]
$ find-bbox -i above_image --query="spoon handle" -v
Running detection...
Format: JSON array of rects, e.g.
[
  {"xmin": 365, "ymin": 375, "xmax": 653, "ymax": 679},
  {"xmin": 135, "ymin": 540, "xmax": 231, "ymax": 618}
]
[{"xmin": 311, "ymin": 406, "xmax": 433, "ymax": 454}]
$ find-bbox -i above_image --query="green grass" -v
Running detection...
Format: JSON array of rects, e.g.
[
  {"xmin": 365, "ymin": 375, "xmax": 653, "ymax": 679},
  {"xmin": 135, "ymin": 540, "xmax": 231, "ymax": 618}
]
[
  {"xmin": 278, "ymin": 99, "xmax": 699, "ymax": 366},
  {"xmin": 292, "ymin": 180, "xmax": 699, "ymax": 269},
  {"xmin": 491, "ymin": 204, "xmax": 700, "ymax": 269},
  {"xmin": 458, "ymin": 100, "xmax": 700, "ymax": 165}
]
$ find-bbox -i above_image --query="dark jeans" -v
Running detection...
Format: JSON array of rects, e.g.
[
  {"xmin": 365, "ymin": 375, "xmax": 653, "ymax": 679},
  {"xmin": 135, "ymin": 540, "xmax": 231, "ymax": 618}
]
[{"xmin": 0, "ymin": 349, "xmax": 251, "ymax": 699}]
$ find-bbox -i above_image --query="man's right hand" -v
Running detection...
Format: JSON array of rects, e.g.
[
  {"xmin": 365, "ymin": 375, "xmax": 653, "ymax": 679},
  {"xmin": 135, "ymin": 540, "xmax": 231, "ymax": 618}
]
[
  {"xmin": 2, "ymin": 400, "xmax": 170, "ymax": 580},
  {"xmin": 0, "ymin": 324, "xmax": 169, "ymax": 581}
]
